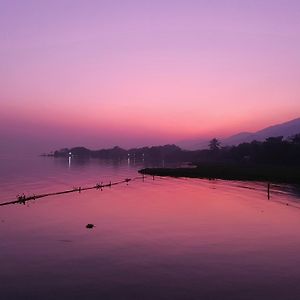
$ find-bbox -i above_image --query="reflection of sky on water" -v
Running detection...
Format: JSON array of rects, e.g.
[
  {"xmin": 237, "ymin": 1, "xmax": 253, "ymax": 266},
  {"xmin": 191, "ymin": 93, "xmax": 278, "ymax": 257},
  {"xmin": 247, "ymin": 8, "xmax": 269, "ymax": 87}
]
[
  {"xmin": 1, "ymin": 156, "xmax": 300, "ymax": 299},
  {"xmin": 1, "ymin": 155, "xmax": 300, "ymax": 202}
]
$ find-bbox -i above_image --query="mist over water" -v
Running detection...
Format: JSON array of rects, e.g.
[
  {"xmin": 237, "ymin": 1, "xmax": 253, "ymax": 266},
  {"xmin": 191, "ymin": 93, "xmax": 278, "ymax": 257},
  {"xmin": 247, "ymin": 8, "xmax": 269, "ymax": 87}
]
[{"xmin": 1, "ymin": 156, "xmax": 300, "ymax": 299}]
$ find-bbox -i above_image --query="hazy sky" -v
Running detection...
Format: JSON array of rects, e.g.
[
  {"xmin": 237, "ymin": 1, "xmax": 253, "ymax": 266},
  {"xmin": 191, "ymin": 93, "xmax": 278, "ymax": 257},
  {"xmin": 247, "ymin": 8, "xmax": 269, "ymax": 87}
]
[{"xmin": 1, "ymin": 0, "xmax": 300, "ymax": 153}]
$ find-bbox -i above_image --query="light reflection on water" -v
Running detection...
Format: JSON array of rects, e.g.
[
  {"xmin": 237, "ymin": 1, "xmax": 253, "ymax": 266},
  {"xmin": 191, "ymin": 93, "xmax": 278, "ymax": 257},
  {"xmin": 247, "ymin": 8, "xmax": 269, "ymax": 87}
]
[{"xmin": 1, "ymin": 156, "xmax": 300, "ymax": 300}]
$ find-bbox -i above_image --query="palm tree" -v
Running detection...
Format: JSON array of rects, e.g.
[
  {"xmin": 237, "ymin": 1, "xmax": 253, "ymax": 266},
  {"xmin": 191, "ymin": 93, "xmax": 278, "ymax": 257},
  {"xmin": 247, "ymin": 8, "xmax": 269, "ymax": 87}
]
[{"xmin": 209, "ymin": 138, "xmax": 221, "ymax": 151}]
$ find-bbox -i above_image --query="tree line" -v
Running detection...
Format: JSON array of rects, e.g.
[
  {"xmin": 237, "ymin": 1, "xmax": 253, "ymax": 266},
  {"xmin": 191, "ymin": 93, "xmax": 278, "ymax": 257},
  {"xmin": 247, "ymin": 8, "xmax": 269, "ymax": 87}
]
[
  {"xmin": 51, "ymin": 133, "xmax": 300, "ymax": 166},
  {"xmin": 206, "ymin": 134, "xmax": 300, "ymax": 165}
]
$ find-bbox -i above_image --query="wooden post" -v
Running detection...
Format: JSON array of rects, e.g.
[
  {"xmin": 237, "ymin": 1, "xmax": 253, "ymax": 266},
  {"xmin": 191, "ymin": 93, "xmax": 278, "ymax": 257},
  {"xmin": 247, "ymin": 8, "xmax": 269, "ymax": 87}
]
[{"xmin": 267, "ymin": 183, "xmax": 270, "ymax": 199}]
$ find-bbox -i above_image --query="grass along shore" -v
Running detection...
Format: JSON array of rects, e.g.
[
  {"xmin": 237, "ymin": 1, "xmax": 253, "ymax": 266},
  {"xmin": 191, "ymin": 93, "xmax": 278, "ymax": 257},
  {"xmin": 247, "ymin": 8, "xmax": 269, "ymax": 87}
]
[{"xmin": 139, "ymin": 163, "xmax": 300, "ymax": 184}]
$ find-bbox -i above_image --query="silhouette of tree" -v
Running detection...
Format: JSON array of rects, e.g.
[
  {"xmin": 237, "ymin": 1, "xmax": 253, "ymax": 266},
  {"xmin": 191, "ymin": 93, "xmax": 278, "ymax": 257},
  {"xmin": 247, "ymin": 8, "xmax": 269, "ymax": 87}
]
[
  {"xmin": 265, "ymin": 136, "xmax": 284, "ymax": 144},
  {"xmin": 209, "ymin": 138, "xmax": 221, "ymax": 151},
  {"xmin": 288, "ymin": 133, "xmax": 300, "ymax": 144}
]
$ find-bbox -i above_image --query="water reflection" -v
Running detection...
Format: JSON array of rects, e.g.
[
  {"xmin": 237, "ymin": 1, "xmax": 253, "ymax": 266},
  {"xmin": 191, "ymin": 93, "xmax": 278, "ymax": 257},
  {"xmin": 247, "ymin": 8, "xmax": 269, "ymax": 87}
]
[
  {"xmin": 1, "ymin": 155, "xmax": 300, "ymax": 202},
  {"xmin": 54, "ymin": 155, "xmax": 169, "ymax": 172},
  {"xmin": 1, "ymin": 156, "xmax": 300, "ymax": 299}
]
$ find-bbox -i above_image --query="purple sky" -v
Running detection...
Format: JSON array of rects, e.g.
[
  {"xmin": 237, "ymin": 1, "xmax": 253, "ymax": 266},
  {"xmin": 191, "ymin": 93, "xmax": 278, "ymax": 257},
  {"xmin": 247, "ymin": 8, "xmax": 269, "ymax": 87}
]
[{"xmin": 1, "ymin": 0, "xmax": 300, "ymax": 154}]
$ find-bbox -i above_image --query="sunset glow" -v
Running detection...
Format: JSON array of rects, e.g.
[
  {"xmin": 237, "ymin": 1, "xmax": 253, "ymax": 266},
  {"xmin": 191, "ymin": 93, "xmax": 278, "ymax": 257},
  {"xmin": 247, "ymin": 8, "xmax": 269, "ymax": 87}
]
[{"xmin": 1, "ymin": 0, "xmax": 299, "ymax": 153}]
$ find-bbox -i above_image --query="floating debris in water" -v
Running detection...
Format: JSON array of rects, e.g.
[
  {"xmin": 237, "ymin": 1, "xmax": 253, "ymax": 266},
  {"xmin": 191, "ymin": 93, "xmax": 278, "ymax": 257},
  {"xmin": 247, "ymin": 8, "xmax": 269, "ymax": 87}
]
[{"xmin": 86, "ymin": 224, "xmax": 95, "ymax": 229}]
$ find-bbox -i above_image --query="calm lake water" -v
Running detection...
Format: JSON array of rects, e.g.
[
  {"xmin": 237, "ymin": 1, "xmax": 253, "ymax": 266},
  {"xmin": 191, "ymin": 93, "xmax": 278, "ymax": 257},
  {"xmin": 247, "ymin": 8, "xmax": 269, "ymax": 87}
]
[{"xmin": 1, "ymin": 155, "xmax": 300, "ymax": 300}]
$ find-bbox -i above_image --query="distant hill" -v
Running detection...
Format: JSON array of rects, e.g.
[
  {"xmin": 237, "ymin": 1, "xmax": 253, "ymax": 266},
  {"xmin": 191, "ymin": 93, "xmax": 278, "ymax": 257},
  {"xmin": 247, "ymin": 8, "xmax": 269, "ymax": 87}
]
[
  {"xmin": 176, "ymin": 138, "xmax": 208, "ymax": 150},
  {"xmin": 222, "ymin": 117, "xmax": 300, "ymax": 146},
  {"xmin": 178, "ymin": 117, "xmax": 300, "ymax": 150},
  {"xmin": 50, "ymin": 125, "xmax": 300, "ymax": 169}
]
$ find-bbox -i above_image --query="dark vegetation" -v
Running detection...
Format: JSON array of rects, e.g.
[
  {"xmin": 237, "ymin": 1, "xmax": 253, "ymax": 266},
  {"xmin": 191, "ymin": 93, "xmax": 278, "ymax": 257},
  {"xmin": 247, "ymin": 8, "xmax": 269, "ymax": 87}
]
[
  {"xmin": 197, "ymin": 134, "xmax": 300, "ymax": 165},
  {"xmin": 51, "ymin": 144, "xmax": 198, "ymax": 162},
  {"xmin": 139, "ymin": 163, "xmax": 300, "ymax": 184},
  {"xmin": 50, "ymin": 134, "xmax": 300, "ymax": 183},
  {"xmin": 139, "ymin": 134, "xmax": 300, "ymax": 183},
  {"xmin": 52, "ymin": 134, "xmax": 300, "ymax": 165}
]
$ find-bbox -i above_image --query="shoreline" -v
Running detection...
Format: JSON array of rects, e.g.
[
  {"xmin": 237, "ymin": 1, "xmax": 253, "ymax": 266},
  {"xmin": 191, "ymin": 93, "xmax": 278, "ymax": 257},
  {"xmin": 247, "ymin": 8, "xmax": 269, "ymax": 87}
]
[{"xmin": 139, "ymin": 163, "xmax": 300, "ymax": 184}]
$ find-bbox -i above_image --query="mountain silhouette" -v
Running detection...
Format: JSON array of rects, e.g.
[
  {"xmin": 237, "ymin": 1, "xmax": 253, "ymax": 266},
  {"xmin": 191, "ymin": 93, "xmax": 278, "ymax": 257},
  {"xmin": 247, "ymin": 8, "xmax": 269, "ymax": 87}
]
[
  {"xmin": 178, "ymin": 117, "xmax": 300, "ymax": 149},
  {"xmin": 223, "ymin": 117, "xmax": 300, "ymax": 146}
]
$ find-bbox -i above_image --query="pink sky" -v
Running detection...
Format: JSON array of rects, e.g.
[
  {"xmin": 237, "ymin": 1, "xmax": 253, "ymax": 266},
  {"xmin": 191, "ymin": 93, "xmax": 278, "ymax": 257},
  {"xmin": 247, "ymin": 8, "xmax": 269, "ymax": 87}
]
[{"xmin": 0, "ymin": 0, "xmax": 300, "ymax": 153}]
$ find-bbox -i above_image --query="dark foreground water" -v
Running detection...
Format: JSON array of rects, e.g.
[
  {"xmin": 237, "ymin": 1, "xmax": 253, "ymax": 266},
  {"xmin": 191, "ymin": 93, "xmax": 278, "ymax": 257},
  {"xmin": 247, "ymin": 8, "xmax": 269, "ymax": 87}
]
[{"xmin": 1, "ymin": 155, "xmax": 300, "ymax": 300}]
